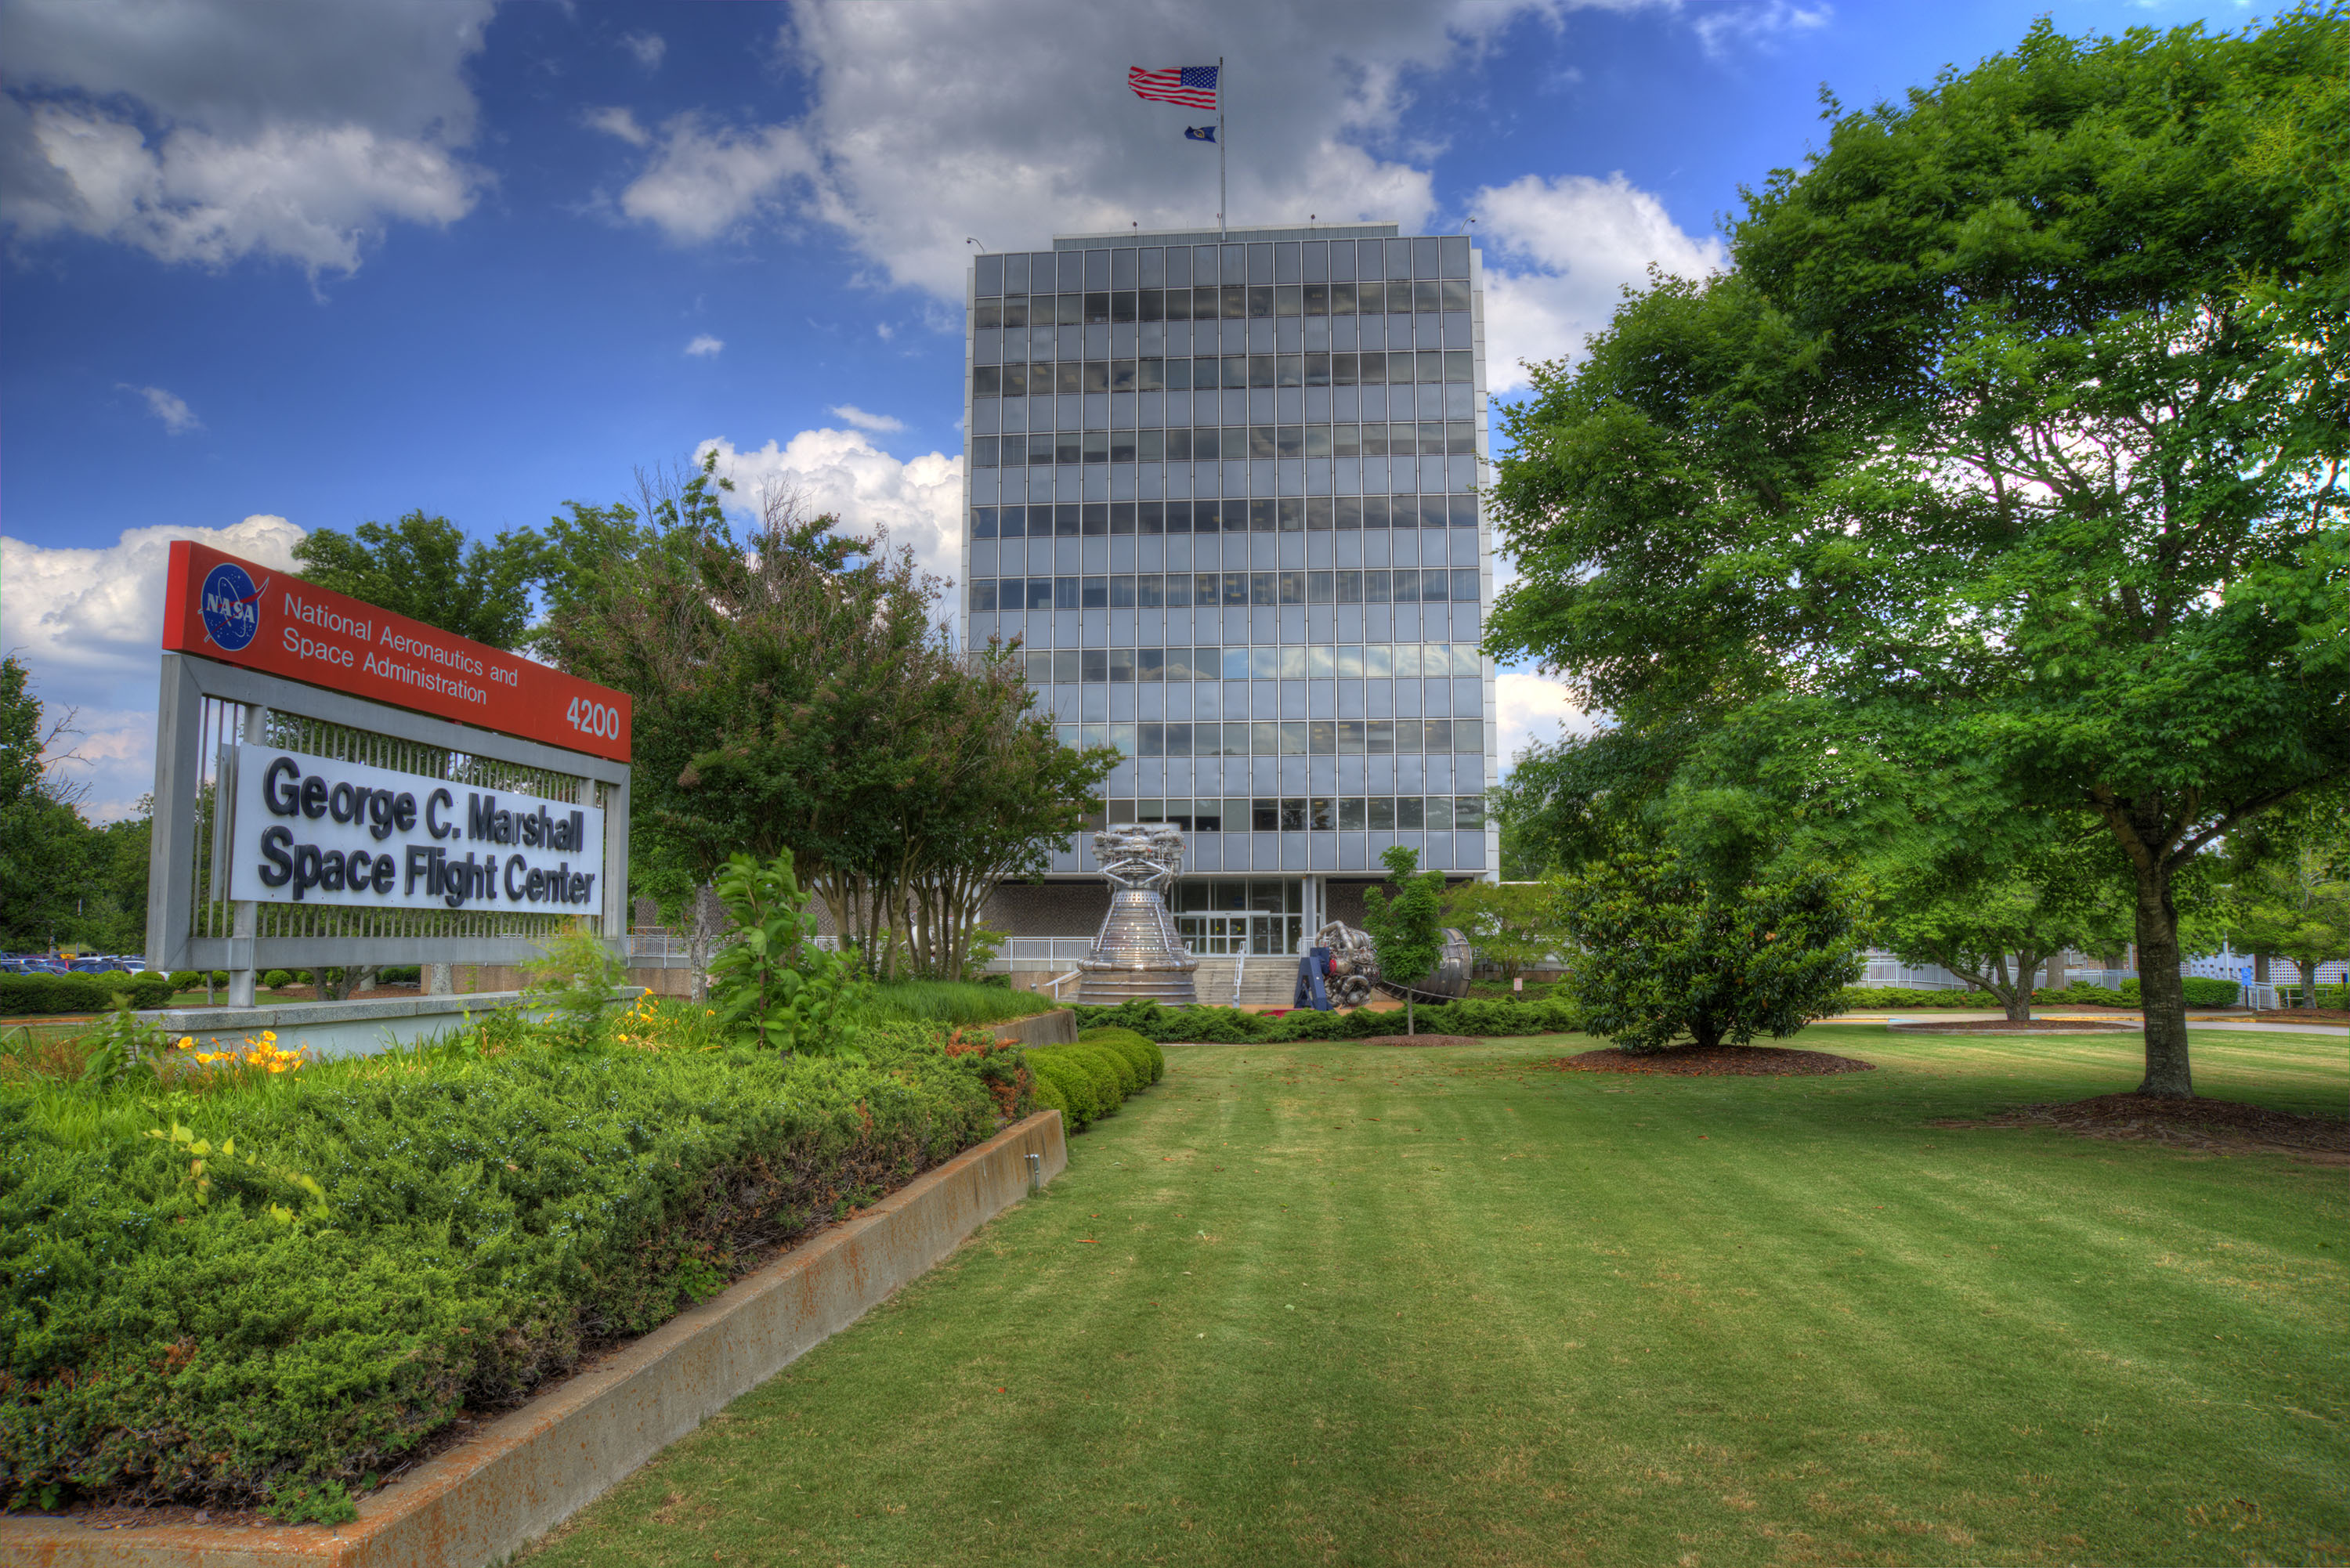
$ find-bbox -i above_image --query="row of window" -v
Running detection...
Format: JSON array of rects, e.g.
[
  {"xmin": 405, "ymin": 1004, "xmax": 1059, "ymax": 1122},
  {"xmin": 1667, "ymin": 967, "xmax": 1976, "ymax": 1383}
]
[
  {"xmin": 1056, "ymin": 718, "xmax": 1484, "ymax": 757},
  {"xmin": 975, "ymin": 236, "xmax": 1472, "ymax": 296},
  {"xmin": 974, "ymin": 352, "xmax": 1471, "ymax": 396},
  {"xmin": 971, "ymin": 497, "xmax": 1479, "ymax": 537},
  {"xmin": 1090, "ymin": 797, "xmax": 1488, "ymax": 833},
  {"xmin": 975, "ymin": 423, "xmax": 1475, "ymax": 468},
  {"xmin": 1022, "ymin": 644, "xmax": 1482, "ymax": 684},
  {"xmin": 974, "ymin": 569, "xmax": 1480, "ymax": 612},
  {"xmin": 974, "ymin": 280, "xmax": 1472, "ymax": 330}
]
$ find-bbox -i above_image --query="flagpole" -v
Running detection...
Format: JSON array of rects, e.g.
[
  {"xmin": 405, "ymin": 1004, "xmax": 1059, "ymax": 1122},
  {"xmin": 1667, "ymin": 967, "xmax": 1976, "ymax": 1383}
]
[{"xmin": 1217, "ymin": 56, "xmax": 1226, "ymax": 240}]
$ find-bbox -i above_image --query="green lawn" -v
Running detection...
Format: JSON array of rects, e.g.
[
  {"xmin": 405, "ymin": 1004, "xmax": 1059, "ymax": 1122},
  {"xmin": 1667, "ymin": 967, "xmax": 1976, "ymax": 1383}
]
[{"xmin": 525, "ymin": 1025, "xmax": 2348, "ymax": 1567}]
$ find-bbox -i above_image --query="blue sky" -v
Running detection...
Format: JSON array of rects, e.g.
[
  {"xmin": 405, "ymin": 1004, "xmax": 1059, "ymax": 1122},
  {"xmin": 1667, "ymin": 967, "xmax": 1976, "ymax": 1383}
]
[{"xmin": 2, "ymin": 0, "xmax": 2256, "ymax": 816}]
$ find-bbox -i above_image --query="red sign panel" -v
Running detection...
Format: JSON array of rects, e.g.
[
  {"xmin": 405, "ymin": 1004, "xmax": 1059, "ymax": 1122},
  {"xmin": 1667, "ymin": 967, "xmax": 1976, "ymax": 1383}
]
[{"xmin": 161, "ymin": 540, "xmax": 631, "ymax": 763}]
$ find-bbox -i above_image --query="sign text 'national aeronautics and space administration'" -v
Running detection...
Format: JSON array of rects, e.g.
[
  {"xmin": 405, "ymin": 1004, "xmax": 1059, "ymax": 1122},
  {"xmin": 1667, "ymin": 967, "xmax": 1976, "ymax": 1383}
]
[
  {"xmin": 226, "ymin": 746, "xmax": 606, "ymax": 912},
  {"xmin": 162, "ymin": 540, "xmax": 631, "ymax": 763}
]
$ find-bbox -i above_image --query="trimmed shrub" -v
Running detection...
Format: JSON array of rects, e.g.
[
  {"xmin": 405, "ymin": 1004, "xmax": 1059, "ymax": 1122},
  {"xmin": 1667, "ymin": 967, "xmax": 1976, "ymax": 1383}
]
[
  {"xmin": 262, "ymin": 970, "xmax": 294, "ymax": 990},
  {"xmin": 378, "ymin": 966, "xmax": 421, "ymax": 985},
  {"xmin": 169, "ymin": 971, "xmax": 205, "ymax": 992},
  {"xmin": 0, "ymin": 971, "xmax": 175, "ymax": 1017},
  {"xmin": 1028, "ymin": 1070, "xmax": 1071, "ymax": 1122},
  {"xmin": 0, "ymin": 1024, "xmax": 1003, "ymax": 1516},
  {"xmin": 1078, "ymin": 1027, "xmax": 1162, "ymax": 1085},
  {"xmin": 1023, "ymin": 1051, "xmax": 1099, "ymax": 1129},
  {"xmin": 1065, "ymin": 1044, "xmax": 1133, "ymax": 1104}
]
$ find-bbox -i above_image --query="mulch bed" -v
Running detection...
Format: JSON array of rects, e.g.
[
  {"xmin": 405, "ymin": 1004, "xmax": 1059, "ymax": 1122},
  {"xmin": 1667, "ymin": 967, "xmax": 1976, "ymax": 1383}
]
[
  {"xmin": 1550, "ymin": 1044, "xmax": 1875, "ymax": 1076},
  {"xmin": 1939, "ymin": 1093, "xmax": 2349, "ymax": 1162}
]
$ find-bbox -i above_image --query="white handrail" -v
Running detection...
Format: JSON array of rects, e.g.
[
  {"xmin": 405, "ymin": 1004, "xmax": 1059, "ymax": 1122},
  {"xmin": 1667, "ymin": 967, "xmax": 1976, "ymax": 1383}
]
[
  {"xmin": 1231, "ymin": 950, "xmax": 1246, "ymax": 1006},
  {"xmin": 1046, "ymin": 969, "xmax": 1083, "ymax": 1002}
]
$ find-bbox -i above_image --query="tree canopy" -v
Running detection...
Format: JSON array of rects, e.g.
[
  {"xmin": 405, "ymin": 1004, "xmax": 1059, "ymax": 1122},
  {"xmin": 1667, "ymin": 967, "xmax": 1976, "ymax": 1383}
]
[
  {"xmin": 292, "ymin": 511, "xmax": 548, "ymax": 650},
  {"xmin": 1491, "ymin": 12, "xmax": 2350, "ymax": 1096}
]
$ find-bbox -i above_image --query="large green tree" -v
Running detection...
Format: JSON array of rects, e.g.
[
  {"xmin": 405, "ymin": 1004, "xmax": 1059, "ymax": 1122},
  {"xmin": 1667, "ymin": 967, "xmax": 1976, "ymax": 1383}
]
[
  {"xmin": 292, "ymin": 511, "xmax": 548, "ymax": 649},
  {"xmin": 1493, "ymin": 13, "xmax": 2350, "ymax": 1097},
  {"xmin": 2225, "ymin": 800, "xmax": 2350, "ymax": 1008},
  {"xmin": 540, "ymin": 456, "xmax": 1112, "ymax": 979}
]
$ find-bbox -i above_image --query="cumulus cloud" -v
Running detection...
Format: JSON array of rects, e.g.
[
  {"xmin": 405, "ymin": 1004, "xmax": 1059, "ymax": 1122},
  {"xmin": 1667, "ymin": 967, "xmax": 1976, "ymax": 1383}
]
[
  {"xmin": 620, "ymin": 31, "xmax": 667, "ymax": 69},
  {"xmin": 120, "ymin": 383, "xmax": 201, "ymax": 433},
  {"xmin": 0, "ymin": 0, "xmax": 494, "ymax": 274},
  {"xmin": 685, "ymin": 333, "xmax": 725, "ymax": 356},
  {"xmin": 0, "ymin": 515, "xmax": 307, "ymax": 818},
  {"xmin": 1693, "ymin": 2, "xmax": 1831, "ymax": 58},
  {"xmin": 1471, "ymin": 172, "xmax": 1726, "ymax": 392},
  {"xmin": 1494, "ymin": 670, "xmax": 1598, "ymax": 768},
  {"xmin": 609, "ymin": 114, "xmax": 815, "ymax": 245},
  {"xmin": 584, "ymin": 106, "xmax": 651, "ymax": 148},
  {"xmin": 828, "ymin": 404, "xmax": 903, "ymax": 432},
  {"xmin": 696, "ymin": 428, "xmax": 963, "ymax": 591}
]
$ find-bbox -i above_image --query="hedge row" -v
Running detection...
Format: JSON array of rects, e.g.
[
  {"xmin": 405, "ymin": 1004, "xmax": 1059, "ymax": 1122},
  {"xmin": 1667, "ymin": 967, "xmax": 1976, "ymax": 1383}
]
[
  {"xmin": 0, "ymin": 1023, "xmax": 1011, "ymax": 1515},
  {"xmin": 0, "ymin": 972, "xmax": 175, "ymax": 1016},
  {"xmin": 1021, "ymin": 1028, "xmax": 1166, "ymax": 1132},
  {"xmin": 1832, "ymin": 977, "xmax": 2249, "ymax": 1010},
  {"xmin": 1068, "ymin": 995, "xmax": 1584, "ymax": 1043}
]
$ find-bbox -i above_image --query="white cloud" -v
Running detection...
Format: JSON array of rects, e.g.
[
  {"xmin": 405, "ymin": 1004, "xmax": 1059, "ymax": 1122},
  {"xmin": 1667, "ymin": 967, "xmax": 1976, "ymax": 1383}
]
[
  {"xmin": 685, "ymin": 333, "xmax": 725, "ymax": 356},
  {"xmin": 0, "ymin": 0, "xmax": 494, "ymax": 274},
  {"xmin": 1692, "ymin": 2, "xmax": 1831, "ymax": 58},
  {"xmin": 120, "ymin": 383, "xmax": 201, "ymax": 433},
  {"xmin": 1471, "ymin": 172, "xmax": 1726, "ymax": 392},
  {"xmin": 611, "ymin": 114, "xmax": 815, "ymax": 245},
  {"xmin": 828, "ymin": 404, "xmax": 903, "ymax": 432},
  {"xmin": 584, "ymin": 106, "xmax": 652, "ymax": 149},
  {"xmin": 620, "ymin": 31, "xmax": 667, "ymax": 69},
  {"xmin": 1494, "ymin": 670, "xmax": 1597, "ymax": 768},
  {"xmin": 696, "ymin": 428, "xmax": 963, "ymax": 591},
  {"xmin": 0, "ymin": 515, "xmax": 307, "ymax": 818}
]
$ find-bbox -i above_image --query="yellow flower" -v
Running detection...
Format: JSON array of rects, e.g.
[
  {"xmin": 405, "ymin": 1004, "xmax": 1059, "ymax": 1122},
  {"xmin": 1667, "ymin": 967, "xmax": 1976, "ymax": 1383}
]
[{"xmin": 176, "ymin": 1036, "xmax": 195, "ymax": 1051}]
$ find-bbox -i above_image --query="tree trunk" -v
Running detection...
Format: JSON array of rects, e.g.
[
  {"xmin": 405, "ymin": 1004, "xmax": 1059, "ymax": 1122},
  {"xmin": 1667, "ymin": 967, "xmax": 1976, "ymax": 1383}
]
[
  {"xmin": 2003, "ymin": 951, "xmax": 2034, "ymax": 1024},
  {"xmin": 1405, "ymin": 997, "xmax": 1415, "ymax": 1036},
  {"xmin": 2130, "ymin": 861, "xmax": 2194, "ymax": 1098}
]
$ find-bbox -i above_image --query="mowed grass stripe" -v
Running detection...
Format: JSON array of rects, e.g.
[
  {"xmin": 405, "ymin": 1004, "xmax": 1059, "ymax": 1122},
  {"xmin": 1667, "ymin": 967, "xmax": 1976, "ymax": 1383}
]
[{"xmin": 524, "ymin": 1028, "xmax": 2347, "ymax": 1567}]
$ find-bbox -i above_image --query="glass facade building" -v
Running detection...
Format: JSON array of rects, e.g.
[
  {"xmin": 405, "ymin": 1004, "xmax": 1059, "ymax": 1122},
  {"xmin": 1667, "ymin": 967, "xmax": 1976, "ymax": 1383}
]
[{"xmin": 960, "ymin": 222, "xmax": 1499, "ymax": 953}]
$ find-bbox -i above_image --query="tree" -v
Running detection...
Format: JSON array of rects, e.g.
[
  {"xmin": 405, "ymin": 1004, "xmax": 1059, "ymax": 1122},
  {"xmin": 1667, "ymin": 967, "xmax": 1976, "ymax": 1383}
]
[
  {"xmin": 1557, "ymin": 848, "xmax": 1867, "ymax": 1053},
  {"xmin": 0, "ymin": 656, "xmax": 102, "ymax": 952},
  {"xmin": 293, "ymin": 511, "xmax": 548, "ymax": 649},
  {"xmin": 1440, "ymin": 879, "xmax": 1565, "ymax": 985},
  {"xmin": 2226, "ymin": 803, "xmax": 2350, "ymax": 1009},
  {"xmin": 540, "ymin": 454, "xmax": 1113, "ymax": 978},
  {"xmin": 1493, "ymin": 14, "xmax": 2350, "ymax": 1097},
  {"xmin": 1871, "ymin": 842, "xmax": 2134, "ymax": 1022},
  {"xmin": 1361, "ymin": 844, "xmax": 1448, "ymax": 1035}
]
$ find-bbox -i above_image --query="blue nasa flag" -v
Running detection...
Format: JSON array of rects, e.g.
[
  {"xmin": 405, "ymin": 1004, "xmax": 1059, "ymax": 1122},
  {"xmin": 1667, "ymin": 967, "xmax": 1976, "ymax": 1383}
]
[{"xmin": 1184, "ymin": 125, "xmax": 1216, "ymax": 143}]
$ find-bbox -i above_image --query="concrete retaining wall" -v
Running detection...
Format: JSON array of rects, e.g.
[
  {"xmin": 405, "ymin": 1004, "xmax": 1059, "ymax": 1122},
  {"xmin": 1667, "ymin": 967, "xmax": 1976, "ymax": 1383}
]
[
  {"xmin": 0, "ymin": 1110, "xmax": 1066, "ymax": 1568},
  {"xmin": 990, "ymin": 1007, "xmax": 1077, "ymax": 1046}
]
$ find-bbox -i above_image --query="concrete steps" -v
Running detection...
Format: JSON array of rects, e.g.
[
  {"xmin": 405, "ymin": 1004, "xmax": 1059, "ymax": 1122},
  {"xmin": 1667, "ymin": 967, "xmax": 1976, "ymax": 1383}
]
[{"xmin": 1191, "ymin": 956, "xmax": 1297, "ymax": 1007}]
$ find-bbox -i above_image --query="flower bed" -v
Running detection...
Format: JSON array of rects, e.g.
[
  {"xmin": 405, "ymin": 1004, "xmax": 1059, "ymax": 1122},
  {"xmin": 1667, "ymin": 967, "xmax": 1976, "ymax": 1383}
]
[{"xmin": 0, "ymin": 1004, "xmax": 1023, "ymax": 1523}]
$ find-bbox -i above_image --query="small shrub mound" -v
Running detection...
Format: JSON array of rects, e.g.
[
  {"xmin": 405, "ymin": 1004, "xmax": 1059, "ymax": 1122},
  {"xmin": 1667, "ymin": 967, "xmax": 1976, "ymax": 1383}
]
[
  {"xmin": 1834, "ymin": 977, "xmax": 2248, "ymax": 1011},
  {"xmin": 1024, "ymin": 1030, "xmax": 1172, "ymax": 1133},
  {"xmin": 0, "ymin": 1017, "xmax": 1018, "ymax": 1517}
]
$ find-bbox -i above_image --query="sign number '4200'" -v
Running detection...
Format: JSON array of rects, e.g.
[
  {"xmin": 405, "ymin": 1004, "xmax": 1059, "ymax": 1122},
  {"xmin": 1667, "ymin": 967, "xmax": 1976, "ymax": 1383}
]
[{"xmin": 566, "ymin": 697, "xmax": 623, "ymax": 741}]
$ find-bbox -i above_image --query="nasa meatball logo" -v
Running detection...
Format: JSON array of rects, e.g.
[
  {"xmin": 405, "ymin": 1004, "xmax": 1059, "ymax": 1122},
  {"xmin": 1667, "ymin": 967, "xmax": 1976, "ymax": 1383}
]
[{"xmin": 200, "ymin": 562, "xmax": 267, "ymax": 652}]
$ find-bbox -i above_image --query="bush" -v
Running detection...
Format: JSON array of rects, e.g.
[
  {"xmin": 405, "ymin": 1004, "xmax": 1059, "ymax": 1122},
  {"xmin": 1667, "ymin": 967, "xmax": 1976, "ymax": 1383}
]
[
  {"xmin": 0, "ymin": 971, "xmax": 175, "ymax": 1017},
  {"xmin": 169, "ymin": 971, "xmax": 204, "ymax": 992},
  {"xmin": 262, "ymin": 970, "xmax": 293, "ymax": 990},
  {"xmin": 1068, "ymin": 996, "xmax": 1589, "ymax": 1043},
  {"xmin": 1027, "ymin": 1070, "xmax": 1069, "ymax": 1121},
  {"xmin": 378, "ymin": 966, "xmax": 421, "ymax": 985},
  {"xmin": 1833, "ymin": 986, "xmax": 2001, "ymax": 1010},
  {"xmin": 0, "ymin": 1022, "xmax": 1005, "ymax": 1515},
  {"xmin": 1077, "ymin": 1027, "xmax": 1162, "ymax": 1085},
  {"xmin": 1023, "ymin": 1051, "xmax": 1099, "ymax": 1130},
  {"xmin": 1064, "ymin": 1044, "xmax": 1133, "ymax": 1105},
  {"xmin": 2181, "ymin": 977, "xmax": 2241, "ymax": 1007}
]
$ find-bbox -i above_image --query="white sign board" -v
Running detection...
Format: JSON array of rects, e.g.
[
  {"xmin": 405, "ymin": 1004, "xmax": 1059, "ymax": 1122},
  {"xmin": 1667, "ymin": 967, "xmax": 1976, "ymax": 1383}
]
[{"xmin": 228, "ymin": 744, "xmax": 606, "ymax": 912}]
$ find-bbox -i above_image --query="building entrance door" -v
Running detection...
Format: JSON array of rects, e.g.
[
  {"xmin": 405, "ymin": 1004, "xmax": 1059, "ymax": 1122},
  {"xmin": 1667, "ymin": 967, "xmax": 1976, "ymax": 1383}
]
[{"xmin": 1174, "ymin": 912, "xmax": 1306, "ymax": 956}]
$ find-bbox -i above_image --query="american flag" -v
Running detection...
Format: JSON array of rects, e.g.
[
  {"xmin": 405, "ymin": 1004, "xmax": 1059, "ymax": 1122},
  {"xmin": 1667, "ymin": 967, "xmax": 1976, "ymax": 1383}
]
[{"xmin": 1129, "ymin": 65, "xmax": 1218, "ymax": 110}]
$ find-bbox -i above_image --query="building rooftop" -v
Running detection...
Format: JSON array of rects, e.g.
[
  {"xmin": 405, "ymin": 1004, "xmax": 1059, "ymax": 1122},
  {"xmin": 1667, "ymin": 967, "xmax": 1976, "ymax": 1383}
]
[{"xmin": 1047, "ymin": 221, "xmax": 1401, "ymax": 251}]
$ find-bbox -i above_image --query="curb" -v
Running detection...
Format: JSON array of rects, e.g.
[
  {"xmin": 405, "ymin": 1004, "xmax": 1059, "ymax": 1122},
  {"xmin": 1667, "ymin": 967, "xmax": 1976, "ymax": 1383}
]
[{"xmin": 0, "ymin": 1110, "xmax": 1068, "ymax": 1568}]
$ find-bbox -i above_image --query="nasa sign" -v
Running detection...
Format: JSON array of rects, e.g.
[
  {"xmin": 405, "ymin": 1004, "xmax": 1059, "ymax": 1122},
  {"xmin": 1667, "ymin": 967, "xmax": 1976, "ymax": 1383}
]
[{"xmin": 161, "ymin": 540, "xmax": 631, "ymax": 763}]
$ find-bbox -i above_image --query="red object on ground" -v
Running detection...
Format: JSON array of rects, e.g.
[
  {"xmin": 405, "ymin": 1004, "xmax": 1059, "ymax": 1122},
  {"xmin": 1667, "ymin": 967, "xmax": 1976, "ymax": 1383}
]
[{"xmin": 161, "ymin": 540, "xmax": 631, "ymax": 761}]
